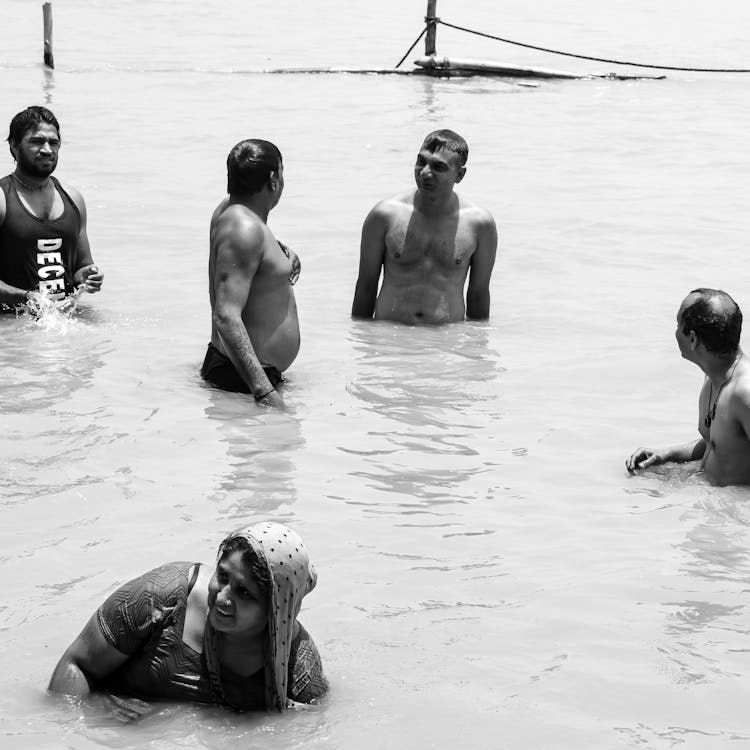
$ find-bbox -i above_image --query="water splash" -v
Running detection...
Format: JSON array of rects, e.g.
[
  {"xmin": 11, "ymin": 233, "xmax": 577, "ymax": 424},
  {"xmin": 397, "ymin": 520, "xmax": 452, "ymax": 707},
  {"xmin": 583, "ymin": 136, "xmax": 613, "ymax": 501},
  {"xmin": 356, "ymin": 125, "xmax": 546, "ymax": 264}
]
[{"xmin": 19, "ymin": 286, "xmax": 87, "ymax": 333}]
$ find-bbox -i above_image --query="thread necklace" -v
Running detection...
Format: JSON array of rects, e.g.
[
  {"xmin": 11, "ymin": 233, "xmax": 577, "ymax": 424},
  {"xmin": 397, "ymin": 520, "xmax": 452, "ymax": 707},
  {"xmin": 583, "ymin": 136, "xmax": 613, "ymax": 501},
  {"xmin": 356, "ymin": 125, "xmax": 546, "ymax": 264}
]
[
  {"xmin": 12, "ymin": 173, "xmax": 50, "ymax": 192},
  {"xmin": 704, "ymin": 354, "xmax": 743, "ymax": 428}
]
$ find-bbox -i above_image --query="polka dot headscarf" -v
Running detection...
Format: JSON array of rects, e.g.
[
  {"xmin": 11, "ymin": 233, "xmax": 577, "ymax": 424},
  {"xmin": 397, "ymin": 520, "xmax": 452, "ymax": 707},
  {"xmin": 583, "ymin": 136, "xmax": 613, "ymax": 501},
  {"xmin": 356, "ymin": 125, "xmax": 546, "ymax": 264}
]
[{"xmin": 210, "ymin": 522, "xmax": 317, "ymax": 711}]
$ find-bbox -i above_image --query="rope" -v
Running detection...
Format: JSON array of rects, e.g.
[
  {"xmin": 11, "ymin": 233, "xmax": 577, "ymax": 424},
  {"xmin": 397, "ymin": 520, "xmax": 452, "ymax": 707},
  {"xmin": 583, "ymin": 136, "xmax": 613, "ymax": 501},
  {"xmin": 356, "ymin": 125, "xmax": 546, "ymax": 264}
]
[
  {"xmin": 437, "ymin": 20, "xmax": 750, "ymax": 73},
  {"xmin": 395, "ymin": 24, "xmax": 429, "ymax": 69}
]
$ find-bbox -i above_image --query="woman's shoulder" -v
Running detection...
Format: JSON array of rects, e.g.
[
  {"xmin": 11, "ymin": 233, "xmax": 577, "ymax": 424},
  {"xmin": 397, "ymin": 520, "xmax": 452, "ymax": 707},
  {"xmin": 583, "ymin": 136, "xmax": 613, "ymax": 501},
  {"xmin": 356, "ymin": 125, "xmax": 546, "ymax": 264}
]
[{"xmin": 287, "ymin": 622, "xmax": 329, "ymax": 704}]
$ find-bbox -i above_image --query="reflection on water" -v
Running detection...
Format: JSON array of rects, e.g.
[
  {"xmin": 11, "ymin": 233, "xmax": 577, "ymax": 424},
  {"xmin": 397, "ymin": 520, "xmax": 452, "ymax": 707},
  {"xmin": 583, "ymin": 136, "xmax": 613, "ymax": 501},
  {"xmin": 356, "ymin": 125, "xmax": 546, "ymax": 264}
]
[
  {"xmin": 655, "ymin": 493, "xmax": 750, "ymax": 686},
  {"xmin": 203, "ymin": 388, "xmax": 305, "ymax": 520},
  {"xmin": 0, "ymin": 310, "xmax": 111, "ymax": 507},
  {"xmin": 42, "ymin": 65, "xmax": 55, "ymax": 105},
  {"xmin": 344, "ymin": 321, "xmax": 505, "ymax": 516}
]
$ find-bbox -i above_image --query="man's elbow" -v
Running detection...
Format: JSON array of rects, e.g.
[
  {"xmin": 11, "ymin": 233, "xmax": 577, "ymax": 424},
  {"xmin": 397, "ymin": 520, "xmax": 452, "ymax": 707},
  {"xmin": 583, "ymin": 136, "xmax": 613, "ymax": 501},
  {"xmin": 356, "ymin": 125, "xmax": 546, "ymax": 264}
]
[{"xmin": 212, "ymin": 305, "xmax": 243, "ymax": 333}]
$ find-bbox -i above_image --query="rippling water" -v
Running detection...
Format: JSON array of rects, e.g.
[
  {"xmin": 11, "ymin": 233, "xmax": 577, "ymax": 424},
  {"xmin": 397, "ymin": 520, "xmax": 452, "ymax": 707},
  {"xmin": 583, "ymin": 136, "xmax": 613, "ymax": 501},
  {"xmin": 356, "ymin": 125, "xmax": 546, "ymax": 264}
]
[{"xmin": 2, "ymin": 1, "xmax": 750, "ymax": 748}]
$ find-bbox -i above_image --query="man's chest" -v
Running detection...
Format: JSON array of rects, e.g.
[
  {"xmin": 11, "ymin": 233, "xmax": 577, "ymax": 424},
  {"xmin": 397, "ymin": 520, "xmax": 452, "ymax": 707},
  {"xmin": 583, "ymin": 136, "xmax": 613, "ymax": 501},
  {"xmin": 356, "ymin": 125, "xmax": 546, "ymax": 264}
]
[{"xmin": 385, "ymin": 217, "xmax": 476, "ymax": 269}]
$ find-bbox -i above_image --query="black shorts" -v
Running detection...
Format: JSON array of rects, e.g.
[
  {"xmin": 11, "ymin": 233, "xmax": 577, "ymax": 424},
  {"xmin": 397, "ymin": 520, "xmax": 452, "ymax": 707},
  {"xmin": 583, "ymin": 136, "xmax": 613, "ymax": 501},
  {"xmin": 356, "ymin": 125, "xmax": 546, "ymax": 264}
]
[{"xmin": 200, "ymin": 342, "xmax": 283, "ymax": 395}]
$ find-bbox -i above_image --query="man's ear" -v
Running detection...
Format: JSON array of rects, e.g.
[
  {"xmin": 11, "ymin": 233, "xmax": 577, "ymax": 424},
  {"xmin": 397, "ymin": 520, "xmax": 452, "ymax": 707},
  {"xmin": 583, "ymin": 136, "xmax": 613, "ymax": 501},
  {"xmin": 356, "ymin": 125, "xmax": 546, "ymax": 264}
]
[
  {"xmin": 455, "ymin": 166, "xmax": 466, "ymax": 184},
  {"xmin": 8, "ymin": 141, "xmax": 18, "ymax": 162},
  {"xmin": 689, "ymin": 330, "xmax": 699, "ymax": 350}
]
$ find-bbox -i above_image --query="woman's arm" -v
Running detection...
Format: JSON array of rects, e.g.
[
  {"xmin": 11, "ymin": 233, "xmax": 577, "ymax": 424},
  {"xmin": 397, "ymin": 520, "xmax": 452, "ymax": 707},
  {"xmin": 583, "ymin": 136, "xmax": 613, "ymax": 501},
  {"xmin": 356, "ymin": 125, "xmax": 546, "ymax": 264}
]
[{"xmin": 49, "ymin": 613, "xmax": 131, "ymax": 696}]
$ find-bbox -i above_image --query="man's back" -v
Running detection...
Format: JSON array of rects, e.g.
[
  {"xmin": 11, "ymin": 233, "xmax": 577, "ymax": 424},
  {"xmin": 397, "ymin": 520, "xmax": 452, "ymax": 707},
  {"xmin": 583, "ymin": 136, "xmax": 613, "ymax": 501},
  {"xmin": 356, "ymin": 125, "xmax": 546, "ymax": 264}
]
[
  {"xmin": 701, "ymin": 357, "xmax": 750, "ymax": 485},
  {"xmin": 208, "ymin": 199, "xmax": 299, "ymax": 372}
]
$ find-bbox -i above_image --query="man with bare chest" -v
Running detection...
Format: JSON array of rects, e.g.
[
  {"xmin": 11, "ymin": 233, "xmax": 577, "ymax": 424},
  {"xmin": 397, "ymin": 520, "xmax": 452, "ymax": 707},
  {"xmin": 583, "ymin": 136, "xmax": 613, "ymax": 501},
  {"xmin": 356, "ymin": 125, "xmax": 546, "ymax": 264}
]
[
  {"xmin": 351, "ymin": 129, "xmax": 497, "ymax": 325},
  {"xmin": 0, "ymin": 106, "xmax": 103, "ymax": 311},
  {"xmin": 201, "ymin": 139, "xmax": 300, "ymax": 410},
  {"xmin": 627, "ymin": 289, "xmax": 750, "ymax": 486}
]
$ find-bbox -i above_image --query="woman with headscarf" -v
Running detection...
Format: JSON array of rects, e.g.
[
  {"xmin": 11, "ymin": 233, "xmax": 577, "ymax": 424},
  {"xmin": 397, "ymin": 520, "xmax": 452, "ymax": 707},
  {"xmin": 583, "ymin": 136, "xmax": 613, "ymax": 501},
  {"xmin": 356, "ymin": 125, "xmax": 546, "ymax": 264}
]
[{"xmin": 49, "ymin": 522, "xmax": 328, "ymax": 712}]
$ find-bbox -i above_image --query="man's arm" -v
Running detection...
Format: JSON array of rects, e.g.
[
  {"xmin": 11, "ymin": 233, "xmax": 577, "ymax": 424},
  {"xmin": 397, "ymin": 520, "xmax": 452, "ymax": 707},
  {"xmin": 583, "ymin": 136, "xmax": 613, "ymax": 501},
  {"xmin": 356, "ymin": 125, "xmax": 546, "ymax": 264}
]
[
  {"xmin": 0, "ymin": 189, "xmax": 27, "ymax": 305},
  {"xmin": 465, "ymin": 210, "xmax": 498, "ymax": 320},
  {"xmin": 351, "ymin": 204, "xmax": 387, "ymax": 319},
  {"xmin": 626, "ymin": 438, "xmax": 706, "ymax": 473},
  {"xmin": 212, "ymin": 214, "xmax": 284, "ymax": 408},
  {"xmin": 63, "ymin": 184, "xmax": 103, "ymax": 293}
]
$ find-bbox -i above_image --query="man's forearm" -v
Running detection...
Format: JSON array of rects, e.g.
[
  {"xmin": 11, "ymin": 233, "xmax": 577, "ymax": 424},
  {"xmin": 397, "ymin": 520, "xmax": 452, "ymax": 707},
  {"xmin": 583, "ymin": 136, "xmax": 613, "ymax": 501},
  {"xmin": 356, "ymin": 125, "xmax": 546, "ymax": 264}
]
[
  {"xmin": 351, "ymin": 280, "xmax": 377, "ymax": 318},
  {"xmin": 215, "ymin": 315, "xmax": 275, "ymax": 395},
  {"xmin": 663, "ymin": 438, "xmax": 706, "ymax": 463},
  {"xmin": 466, "ymin": 289, "xmax": 490, "ymax": 320},
  {"xmin": 0, "ymin": 280, "xmax": 29, "ymax": 306}
]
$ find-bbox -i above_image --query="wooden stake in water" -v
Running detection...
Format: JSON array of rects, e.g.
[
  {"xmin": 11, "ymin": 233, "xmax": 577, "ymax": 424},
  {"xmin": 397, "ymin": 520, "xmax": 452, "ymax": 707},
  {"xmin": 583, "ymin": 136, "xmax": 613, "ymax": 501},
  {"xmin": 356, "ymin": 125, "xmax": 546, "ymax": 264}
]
[
  {"xmin": 43, "ymin": 2, "xmax": 54, "ymax": 69},
  {"xmin": 425, "ymin": 0, "xmax": 437, "ymax": 56}
]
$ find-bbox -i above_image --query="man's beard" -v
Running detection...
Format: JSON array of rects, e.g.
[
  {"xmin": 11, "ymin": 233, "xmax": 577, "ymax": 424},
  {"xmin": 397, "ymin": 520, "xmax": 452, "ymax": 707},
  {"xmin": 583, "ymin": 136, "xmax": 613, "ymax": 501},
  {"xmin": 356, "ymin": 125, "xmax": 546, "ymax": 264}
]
[{"xmin": 16, "ymin": 150, "xmax": 56, "ymax": 178}]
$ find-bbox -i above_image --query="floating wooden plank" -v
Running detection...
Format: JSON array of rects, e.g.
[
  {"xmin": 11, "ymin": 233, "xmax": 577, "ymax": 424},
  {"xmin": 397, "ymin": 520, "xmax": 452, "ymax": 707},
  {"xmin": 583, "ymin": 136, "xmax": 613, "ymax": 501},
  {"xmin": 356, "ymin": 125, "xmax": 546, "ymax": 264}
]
[
  {"xmin": 414, "ymin": 55, "xmax": 665, "ymax": 80},
  {"xmin": 259, "ymin": 65, "xmax": 539, "ymax": 86}
]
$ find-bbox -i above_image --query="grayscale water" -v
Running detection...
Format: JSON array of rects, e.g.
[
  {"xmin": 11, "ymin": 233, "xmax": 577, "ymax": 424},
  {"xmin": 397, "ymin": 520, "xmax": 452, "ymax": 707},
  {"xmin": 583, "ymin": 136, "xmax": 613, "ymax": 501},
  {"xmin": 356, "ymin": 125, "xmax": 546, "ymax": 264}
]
[{"xmin": 2, "ymin": 1, "xmax": 750, "ymax": 748}]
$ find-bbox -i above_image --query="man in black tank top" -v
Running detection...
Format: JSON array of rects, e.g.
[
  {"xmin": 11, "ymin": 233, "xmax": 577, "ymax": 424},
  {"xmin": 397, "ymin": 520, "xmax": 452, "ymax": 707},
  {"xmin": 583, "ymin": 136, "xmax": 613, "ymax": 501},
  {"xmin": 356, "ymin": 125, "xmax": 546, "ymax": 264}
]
[{"xmin": 0, "ymin": 106, "xmax": 103, "ymax": 311}]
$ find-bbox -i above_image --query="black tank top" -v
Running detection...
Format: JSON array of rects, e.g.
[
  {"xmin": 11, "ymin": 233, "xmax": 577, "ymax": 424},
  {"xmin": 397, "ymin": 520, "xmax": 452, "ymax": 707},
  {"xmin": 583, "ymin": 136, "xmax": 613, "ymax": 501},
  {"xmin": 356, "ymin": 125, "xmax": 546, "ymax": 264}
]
[{"xmin": 0, "ymin": 174, "xmax": 81, "ymax": 299}]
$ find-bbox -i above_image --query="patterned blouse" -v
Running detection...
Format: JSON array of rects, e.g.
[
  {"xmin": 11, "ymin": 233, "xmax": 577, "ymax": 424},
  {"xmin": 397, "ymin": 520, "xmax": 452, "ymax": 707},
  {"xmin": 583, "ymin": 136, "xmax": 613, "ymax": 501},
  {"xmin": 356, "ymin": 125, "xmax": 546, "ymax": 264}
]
[{"xmin": 96, "ymin": 561, "xmax": 328, "ymax": 710}]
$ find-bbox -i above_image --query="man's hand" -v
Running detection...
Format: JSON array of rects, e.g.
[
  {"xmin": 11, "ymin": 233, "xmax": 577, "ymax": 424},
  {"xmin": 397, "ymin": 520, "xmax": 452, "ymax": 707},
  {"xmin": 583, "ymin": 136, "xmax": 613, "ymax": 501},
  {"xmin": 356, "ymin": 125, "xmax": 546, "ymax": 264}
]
[
  {"xmin": 75, "ymin": 264, "xmax": 104, "ymax": 293},
  {"xmin": 626, "ymin": 447, "xmax": 665, "ymax": 473},
  {"xmin": 279, "ymin": 242, "xmax": 301, "ymax": 285},
  {"xmin": 255, "ymin": 388, "xmax": 286, "ymax": 410}
]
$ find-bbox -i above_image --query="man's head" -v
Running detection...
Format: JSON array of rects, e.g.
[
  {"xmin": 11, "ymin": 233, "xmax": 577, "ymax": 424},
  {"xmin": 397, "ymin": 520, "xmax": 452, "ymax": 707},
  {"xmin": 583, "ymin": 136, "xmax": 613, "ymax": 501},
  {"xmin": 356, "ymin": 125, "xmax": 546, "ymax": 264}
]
[
  {"xmin": 227, "ymin": 139, "xmax": 283, "ymax": 201},
  {"xmin": 677, "ymin": 288, "xmax": 742, "ymax": 359},
  {"xmin": 7, "ymin": 106, "xmax": 61, "ymax": 177},
  {"xmin": 414, "ymin": 129, "xmax": 469, "ymax": 195}
]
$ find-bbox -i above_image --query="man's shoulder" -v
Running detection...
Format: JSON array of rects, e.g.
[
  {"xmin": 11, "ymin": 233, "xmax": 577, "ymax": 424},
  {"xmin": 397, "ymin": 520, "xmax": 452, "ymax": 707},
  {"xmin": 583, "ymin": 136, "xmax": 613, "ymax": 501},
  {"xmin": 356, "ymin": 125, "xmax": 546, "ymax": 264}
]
[
  {"xmin": 730, "ymin": 363, "xmax": 750, "ymax": 408},
  {"xmin": 211, "ymin": 202, "xmax": 269, "ymax": 260},
  {"xmin": 53, "ymin": 176, "xmax": 82, "ymax": 202},
  {"xmin": 368, "ymin": 190, "xmax": 415, "ymax": 219},
  {"xmin": 212, "ymin": 202, "xmax": 265, "ymax": 237},
  {"xmin": 457, "ymin": 195, "xmax": 495, "ymax": 225}
]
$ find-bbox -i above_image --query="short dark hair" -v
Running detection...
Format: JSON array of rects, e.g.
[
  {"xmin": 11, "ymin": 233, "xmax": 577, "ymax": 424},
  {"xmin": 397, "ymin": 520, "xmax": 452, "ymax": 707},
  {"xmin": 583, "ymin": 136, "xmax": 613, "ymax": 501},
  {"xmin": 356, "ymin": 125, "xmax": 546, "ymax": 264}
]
[
  {"xmin": 680, "ymin": 288, "xmax": 743, "ymax": 355},
  {"xmin": 7, "ymin": 106, "xmax": 60, "ymax": 145},
  {"xmin": 219, "ymin": 534, "xmax": 272, "ymax": 603},
  {"xmin": 226, "ymin": 139, "xmax": 282, "ymax": 195},
  {"xmin": 421, "ymin": 129, "xmax": 468, "ymax": 167}
]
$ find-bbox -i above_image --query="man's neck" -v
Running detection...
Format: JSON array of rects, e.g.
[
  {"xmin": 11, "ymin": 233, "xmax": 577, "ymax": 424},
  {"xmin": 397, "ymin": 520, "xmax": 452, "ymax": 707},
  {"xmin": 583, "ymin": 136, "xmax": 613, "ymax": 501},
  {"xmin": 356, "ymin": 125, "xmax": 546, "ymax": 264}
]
[
  {"xmin": 701, "ymin": 348, "xmax": 743, "ymax": 386},
  {"xmin": 414, "ymin": 188, "xmax": 456, "ymax": 216},
  {"xmin": 13, "ymin": 168, "xmax": 52, "ymax": 191},
  {"xmin": 230, "ymin": 192, "xmax": 270, "ymax": 223}
]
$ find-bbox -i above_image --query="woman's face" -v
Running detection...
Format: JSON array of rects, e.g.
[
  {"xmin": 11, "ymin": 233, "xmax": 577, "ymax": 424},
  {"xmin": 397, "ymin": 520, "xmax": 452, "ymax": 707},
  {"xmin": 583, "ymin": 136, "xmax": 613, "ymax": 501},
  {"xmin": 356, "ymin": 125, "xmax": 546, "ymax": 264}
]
[{"xmin": 208, "ymin": 550, "xmax": 268, "ymax": 638}]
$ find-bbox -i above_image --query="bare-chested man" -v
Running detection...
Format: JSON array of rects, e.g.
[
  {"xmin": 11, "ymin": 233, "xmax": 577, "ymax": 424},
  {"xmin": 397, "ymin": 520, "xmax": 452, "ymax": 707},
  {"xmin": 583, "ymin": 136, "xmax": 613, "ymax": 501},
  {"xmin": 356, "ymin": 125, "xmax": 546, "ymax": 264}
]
[
  {"xmin": 351, "ymin": 129, "xmax": 497, "ymax": 325},
  {"xmin": 201, "ymin": 139, "xmax": 300, "ymax": 409},
  {"xmin": 627, "ymin": 289, "xmax": 750, "ymax": 486}
]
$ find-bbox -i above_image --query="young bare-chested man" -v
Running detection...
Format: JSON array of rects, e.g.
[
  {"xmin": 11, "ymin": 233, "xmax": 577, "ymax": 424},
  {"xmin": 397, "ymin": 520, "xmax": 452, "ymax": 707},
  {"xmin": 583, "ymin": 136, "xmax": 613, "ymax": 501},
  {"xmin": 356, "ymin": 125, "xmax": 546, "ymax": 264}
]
[
  {"xmin": 627, "ymin": 288, "xmax": 750, "ymax": 486},
  {"xmin": 201, "ymin": 139, "xmax": 300, "ymax": 410},
  {"xmin": 0, "ymin": 106, "xmax": 103, "ymax": 312},
  {"xmin": 351, "ymin": 129, "xmax": 497, "ymax": 325}
]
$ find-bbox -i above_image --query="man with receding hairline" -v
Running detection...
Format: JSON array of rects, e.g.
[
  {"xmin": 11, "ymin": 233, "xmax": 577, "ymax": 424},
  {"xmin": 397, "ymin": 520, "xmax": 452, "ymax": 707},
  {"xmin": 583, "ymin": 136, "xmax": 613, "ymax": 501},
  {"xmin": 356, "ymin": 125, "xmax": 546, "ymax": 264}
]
[
  {"xmin": 627, "ymin": 288, "xmax": 750, "ymax": 486},
  {"xmin": 352, "ymin": 129, "xmax": 497, "ymax": 325},
  {"xmin": 201, "ymin": 139, "xmax": 300, "ymax": 410}
]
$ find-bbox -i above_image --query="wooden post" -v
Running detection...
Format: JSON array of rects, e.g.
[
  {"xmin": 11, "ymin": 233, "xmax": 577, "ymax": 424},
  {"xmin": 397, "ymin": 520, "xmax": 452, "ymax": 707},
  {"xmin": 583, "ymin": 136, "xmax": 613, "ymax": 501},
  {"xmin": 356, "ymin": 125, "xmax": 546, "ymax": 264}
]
[
  {"xmin": 425, "ymin": 0, "xmax": 437, "ymax": 57},
  {"xmin": 43, "ymin": 2, "xmax": 54, "ymax": 69}
]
